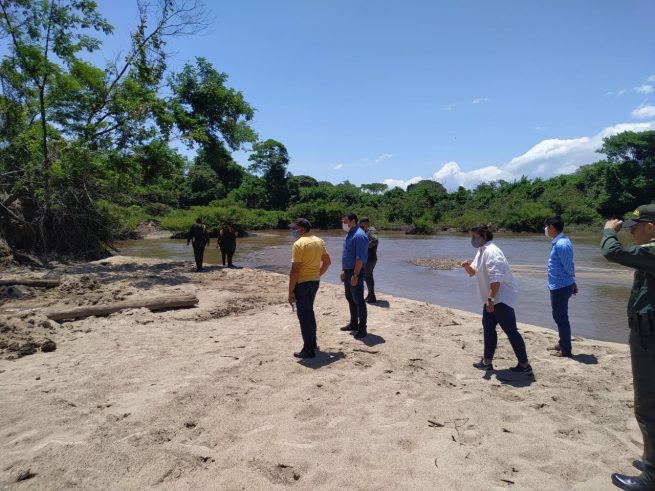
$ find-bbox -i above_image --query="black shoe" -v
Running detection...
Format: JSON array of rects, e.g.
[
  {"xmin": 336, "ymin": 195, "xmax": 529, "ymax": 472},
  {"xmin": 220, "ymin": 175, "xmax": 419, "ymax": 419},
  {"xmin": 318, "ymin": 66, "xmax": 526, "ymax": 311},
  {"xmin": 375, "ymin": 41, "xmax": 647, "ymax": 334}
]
[
  {"xmin": 340, "ymin": 324, "xmax": 357, "ymax": 331},
  {"xmin": 473, "ymin": 358, "xmax": 494, "ymax": 371},
  {"xmin": 293, "ymin": 349, "xmax": 315, "ymax": 359},
  {"xmin": 509, "ymin": 363, "xmax": 534, "ymax": 376},
  {"xmin": 365, "ymin": 296, "xmax": 377, "ymax": 303},
  {"xmin": 633, "ymin": 460, "xmax": 645, "ymax": 472},
  {"xmin": 611, "ymin": 473, "xmax": 652, "ymax": 490},
  {"xmin": 354, "ymin": 330, "xmax": 367, "ymax": 339}
]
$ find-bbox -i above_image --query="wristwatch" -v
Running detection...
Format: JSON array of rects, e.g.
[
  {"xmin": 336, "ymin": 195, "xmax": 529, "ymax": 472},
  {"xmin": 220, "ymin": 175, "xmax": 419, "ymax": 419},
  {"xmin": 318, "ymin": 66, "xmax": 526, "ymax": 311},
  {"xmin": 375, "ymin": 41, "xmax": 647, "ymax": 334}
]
[
  {"xmin": 353, "ymin": 273, "xmax": 359, "ymax": 278},
  {"xmin": 487, "ymin": 296, "xmax": 495, "ymax": 302}
]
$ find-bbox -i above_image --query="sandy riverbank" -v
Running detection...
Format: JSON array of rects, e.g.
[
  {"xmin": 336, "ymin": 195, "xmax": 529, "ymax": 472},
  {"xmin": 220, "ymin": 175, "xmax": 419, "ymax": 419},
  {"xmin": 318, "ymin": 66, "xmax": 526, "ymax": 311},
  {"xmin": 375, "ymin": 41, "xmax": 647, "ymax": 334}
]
[{"xmin": 0, "ymin": 256, "xmax": 641, "ymax": 490}]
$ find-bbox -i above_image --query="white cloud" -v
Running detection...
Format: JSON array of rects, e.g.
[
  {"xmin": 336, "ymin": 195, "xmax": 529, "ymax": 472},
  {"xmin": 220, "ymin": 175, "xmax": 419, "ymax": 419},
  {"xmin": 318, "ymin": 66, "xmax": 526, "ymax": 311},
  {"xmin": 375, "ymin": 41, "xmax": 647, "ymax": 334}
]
[
  {"xmin": 648, "ymin": 75, "xmax": 655, "ymax": 82},
  {"xmin": 374, "ymin": 153, "xmax": 393, "ymax": 163},
  {"xmin": 333, "ymin": 164, "xmax": 343, "ymax": 170},
  {"xmin": 618, "ymin": 89, "xmax": 627, "ymax": 97},
  {"xmin": 606, "ymin": 91, "xmax": 614, "ymax": 96},
  {"xmin": 535, "ymin": 126, "xmax": 544, "ymax": 131},
  {"xmin": 382, "ymin": 121, "xmax": 655, "ymax": 192},
  {"xmin": 635, "ymin": 84, "xmax": 654, "ymax": 94},
  {"xmin": 382, "ymin": 176, "xmax": 422, "ymax": 190},
  {"xmin": 472, "ymin": 97, "xmax": 490, "ymax": 104},
  {"xmin": 632, "ymin": 105, "xmax": 655, "ymax": 119},
  {"xmin": 443, "ymin": 103, "xmax": 456, "ymax": 111}
]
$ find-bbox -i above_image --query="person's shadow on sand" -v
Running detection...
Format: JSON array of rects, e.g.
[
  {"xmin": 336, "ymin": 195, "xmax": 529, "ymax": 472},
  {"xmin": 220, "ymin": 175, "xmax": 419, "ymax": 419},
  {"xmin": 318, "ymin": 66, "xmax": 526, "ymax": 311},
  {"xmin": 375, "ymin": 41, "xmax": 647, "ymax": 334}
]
[
  {"xmin": 570, "ymin": 353, "xmax": 598, "ymax": 365},
  {"xmin": 369, "ymin": 300, "xmax": 390, "ymax": 308},
  {"xmin": 483, "ymin": 369, "xmax": 536, "ymax": 387},
  {"xmin": 298, "ymin": 351, "xmax": 345, "ymax": 369},
  {"xmin": 355, "ymin": 333, "xmax": 385, "ymax": 347}
]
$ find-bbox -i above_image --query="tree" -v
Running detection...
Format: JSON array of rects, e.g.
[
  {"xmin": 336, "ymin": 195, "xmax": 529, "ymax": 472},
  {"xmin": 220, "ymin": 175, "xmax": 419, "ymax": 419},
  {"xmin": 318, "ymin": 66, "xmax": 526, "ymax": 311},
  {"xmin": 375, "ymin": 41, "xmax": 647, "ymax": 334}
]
[
  {"xmin": 0, "ymin": 0, "xmax": 211, "ymax": 256},
  {"xmin": 169, "ymin": 57, "xmax": 256, "ymax": 197},
  {"xmin": 248, "ymin": 139, "xmax": 290, "ymax": 210}
]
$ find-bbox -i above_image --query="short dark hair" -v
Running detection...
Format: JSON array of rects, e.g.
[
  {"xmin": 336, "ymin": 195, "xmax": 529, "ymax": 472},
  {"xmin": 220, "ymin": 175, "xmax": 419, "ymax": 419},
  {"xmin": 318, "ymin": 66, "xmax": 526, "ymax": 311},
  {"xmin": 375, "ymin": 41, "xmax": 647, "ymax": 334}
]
[
  {"xmin": 196, "ymin": 217, "xmax": 202, "ymax": 223},
  {"xmin": 470, "ymin": 224, "xmax": 493, "ymax": 242},
  {"xmin": 292, "ymin": 217, "xmax": 312, "ymax": 231},
  {"xmin": 343, "ymin": 211, "xmax": 358, "ymax": 222},
  {"xmin": 544, "ymin": 216, "xmax": 564, "ymax": 232},
  {"xmin": 359, "ymin": 217, "xmax": 370, "ymax": 224}
]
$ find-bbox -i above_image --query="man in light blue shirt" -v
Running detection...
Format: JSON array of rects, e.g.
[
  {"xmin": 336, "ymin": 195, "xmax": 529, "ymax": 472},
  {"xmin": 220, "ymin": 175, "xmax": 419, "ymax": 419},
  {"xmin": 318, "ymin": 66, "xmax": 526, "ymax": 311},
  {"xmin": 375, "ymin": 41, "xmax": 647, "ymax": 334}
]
[
  {"xmin": 340, "ymin": 211, "xmax": 369, "ymax": 339},
  {"xmin": 545, "ymin": 216, "xmax": 578, "ymax": 357}
]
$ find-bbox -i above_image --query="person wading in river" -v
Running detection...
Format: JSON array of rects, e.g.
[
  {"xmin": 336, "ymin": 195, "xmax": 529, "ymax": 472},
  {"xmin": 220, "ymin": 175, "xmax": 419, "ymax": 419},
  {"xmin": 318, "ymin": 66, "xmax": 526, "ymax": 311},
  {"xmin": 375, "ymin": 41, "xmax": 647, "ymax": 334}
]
[{"xmin": 187, "ymin": 217, "xmax": 209, "ymax": 272}]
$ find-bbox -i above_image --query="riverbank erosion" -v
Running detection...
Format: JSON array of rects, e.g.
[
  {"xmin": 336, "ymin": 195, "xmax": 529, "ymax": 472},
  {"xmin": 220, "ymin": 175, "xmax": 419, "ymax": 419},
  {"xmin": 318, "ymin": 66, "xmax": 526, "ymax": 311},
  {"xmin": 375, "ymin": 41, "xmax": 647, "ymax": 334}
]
[{"xmin": 0, "ymin": 256, "xmax": 640, "ymax": 490}]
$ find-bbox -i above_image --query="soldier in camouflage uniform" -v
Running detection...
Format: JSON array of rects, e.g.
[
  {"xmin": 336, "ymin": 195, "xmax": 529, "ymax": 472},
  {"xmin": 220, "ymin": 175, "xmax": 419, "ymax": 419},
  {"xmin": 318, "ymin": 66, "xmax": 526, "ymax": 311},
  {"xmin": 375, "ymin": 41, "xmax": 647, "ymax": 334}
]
[{"xmin": 602, "ymin": 204, "xmax": 655, "ymax": 491}]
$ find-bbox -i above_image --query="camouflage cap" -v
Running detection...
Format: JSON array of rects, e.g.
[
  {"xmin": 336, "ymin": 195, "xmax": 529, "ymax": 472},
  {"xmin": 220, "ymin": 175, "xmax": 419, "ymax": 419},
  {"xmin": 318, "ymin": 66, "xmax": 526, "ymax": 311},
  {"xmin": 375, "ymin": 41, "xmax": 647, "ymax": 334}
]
[{"xmin": 622, "ymin": 204, "xmax": 655, "ymax": 228}]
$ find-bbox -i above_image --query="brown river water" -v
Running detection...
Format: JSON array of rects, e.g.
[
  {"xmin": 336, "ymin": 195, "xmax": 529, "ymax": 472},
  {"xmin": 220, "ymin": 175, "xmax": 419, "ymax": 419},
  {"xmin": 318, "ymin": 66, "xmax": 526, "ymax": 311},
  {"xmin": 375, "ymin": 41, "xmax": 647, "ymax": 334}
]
[{"xmin": 116, "ymin": 230, "xmax": 634, "ymax": 344}]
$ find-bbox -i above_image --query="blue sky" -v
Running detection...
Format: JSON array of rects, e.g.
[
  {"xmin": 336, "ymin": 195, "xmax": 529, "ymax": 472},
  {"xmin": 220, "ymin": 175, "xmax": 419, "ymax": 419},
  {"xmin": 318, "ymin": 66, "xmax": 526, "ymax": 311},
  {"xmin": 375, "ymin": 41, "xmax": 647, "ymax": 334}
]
[{"xmin": 98, "ymin": 0, "xmax": 655, "ymax": 190}]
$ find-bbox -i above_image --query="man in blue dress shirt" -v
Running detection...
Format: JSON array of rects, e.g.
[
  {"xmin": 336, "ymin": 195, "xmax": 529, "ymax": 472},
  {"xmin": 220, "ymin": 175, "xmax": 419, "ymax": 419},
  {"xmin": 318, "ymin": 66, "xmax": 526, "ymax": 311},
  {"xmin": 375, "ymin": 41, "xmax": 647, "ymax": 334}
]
[
  {"xmin": 340, "ymin": 211, "xmax": 369, "ymax": 339},
  {"xmin": 544, "ymin": 216, "xmax": 578, "ymax": 357}
]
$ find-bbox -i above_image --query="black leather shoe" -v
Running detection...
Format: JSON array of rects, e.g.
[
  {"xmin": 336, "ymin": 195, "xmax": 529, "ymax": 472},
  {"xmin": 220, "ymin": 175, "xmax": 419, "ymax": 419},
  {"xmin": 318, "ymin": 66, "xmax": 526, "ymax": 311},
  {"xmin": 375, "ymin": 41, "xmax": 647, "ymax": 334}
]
[
  {"xmin": 293, "ymin": 349, "xmax": 315, "ymax": 359},
  {"xmin": 340, "ymin": 324, "xmax": 357, "ymax": 331},
  {"xmin": 365, "ymin": 296, "xmax": 377, "ymax": 303},
  {"xmin": 354, "ymin": 330, "xmax": 367, "ymax": 339},
  {"xmin": 611, "ymin": 473, "xmax": 652, "ymax": 490}
]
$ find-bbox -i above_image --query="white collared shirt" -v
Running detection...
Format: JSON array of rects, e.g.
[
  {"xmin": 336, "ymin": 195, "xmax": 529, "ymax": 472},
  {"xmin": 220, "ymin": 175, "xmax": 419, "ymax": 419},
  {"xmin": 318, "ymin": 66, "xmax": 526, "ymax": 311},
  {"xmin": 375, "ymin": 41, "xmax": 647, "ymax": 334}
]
[{"xmin": 470, "ymin": 241, "xmax": 519, "ymax": 308}]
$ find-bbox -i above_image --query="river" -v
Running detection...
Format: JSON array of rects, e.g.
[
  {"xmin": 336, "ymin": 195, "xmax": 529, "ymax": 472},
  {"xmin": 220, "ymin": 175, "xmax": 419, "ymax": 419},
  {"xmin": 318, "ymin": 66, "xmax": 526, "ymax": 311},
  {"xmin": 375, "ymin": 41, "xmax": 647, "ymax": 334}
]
[{"xmin": 116, "ymin": 230, "xmax": 634, "ymax": 344}]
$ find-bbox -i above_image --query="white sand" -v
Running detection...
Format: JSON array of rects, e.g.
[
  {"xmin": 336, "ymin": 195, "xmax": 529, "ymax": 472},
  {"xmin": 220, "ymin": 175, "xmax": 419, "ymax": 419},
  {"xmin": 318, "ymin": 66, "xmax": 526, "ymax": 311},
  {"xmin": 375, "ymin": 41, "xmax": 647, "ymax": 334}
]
[{"xmin": 0, "ymin": 256, "xmax": 640, "ymax": 490}]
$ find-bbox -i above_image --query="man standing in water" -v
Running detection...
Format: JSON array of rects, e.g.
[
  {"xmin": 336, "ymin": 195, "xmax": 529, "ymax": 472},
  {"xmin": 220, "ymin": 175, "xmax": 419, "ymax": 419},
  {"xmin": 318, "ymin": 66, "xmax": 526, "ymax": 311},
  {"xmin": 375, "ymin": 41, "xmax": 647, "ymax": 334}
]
[
  {"xmin": 359, "ymin": 217, "xmax": 379, "ymax": 303},
  {"xmin": 218, "ymin": 220, "xmax": 237, "ymax": 268},
  {"xmin": 187, "ymin": 217, "xmax": 209, "ymax": 272},
  {"xmin": 544, "ymin": 216, "xmax": 578, "ymax": 357},
  {"xmin": 288, "ymin": 218, "xmax": 331, "ymax": 359},
  {"xmin": 340, "ymin": 212, "xmax": 369, "ymax": 339},
  {"xmin": 602, "ymin": 205, "xmax": 655, "ymax": 491}
]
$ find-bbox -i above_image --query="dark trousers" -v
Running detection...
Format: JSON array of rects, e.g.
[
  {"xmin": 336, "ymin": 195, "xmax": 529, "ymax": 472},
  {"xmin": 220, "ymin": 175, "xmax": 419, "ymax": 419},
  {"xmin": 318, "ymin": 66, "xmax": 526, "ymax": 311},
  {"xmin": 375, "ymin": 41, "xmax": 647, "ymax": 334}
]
[
  {"xmin": 550, "ymin": 284, "xmax": 574, "ymax": 353},
  {"xmin": 365, "ymin": 256, "xmax": 377, "ymax": 297},
  {"xmin": 481, "ymin": 303, "xmax": 528, "ymax": 364},
  {"xmin": 219, "ymin": 242, "xmax": 236, "ymax": 266},
  {"xmin": 344, "ymin": 269, "xmax": 367, "ymax": 331},
  {"xmin": 192, "ymin": 243, "xmax": 205, "ymax": 271},
  {"xmin": 295, "ymin": 281, "xmax": 320, "ymax": 351},
  {"xmin": 629, "ymin": 328, "xmax": 655, "ymax": 486}
]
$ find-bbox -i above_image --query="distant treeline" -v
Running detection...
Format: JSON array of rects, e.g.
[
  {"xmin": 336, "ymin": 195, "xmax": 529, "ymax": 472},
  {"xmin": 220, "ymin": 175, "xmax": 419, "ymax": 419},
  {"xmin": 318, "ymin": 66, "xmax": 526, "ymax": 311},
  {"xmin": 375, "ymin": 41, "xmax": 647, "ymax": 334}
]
[
  {"xmin": 111, "ymin": 129, "xmax": 655, "ymax": 237},
  {"xmin": 1, "ymin": 2, "xmax": 653, "ymax": 258}
]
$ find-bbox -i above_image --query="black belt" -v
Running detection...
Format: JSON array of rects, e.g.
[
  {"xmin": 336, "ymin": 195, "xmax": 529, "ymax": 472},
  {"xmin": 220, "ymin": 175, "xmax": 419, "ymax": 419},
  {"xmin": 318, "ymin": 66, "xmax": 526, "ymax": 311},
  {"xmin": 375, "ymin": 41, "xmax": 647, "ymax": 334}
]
[{"xmin": 629, "ymin": 312, "xmax": 655, "ymax": 335}]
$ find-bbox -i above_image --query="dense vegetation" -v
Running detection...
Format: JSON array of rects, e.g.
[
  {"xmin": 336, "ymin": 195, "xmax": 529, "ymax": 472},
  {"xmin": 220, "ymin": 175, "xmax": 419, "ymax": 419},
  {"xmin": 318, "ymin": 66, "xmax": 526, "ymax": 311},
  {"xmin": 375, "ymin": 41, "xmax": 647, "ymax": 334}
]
[{"xmin": 1, "ymin": 1, "xmax": 654, "ymax": 259}]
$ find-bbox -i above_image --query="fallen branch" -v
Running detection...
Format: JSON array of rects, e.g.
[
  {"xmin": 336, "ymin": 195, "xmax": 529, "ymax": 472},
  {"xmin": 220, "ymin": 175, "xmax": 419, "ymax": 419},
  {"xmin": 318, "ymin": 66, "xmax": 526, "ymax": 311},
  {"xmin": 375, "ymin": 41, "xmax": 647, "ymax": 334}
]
[
  {"xmin": 45, "ymin": 294, "xmax": 198, "ymax": 321},
  {"xmin": 0, "ymin": 277, "xmax": 60, "ymax": 288}
]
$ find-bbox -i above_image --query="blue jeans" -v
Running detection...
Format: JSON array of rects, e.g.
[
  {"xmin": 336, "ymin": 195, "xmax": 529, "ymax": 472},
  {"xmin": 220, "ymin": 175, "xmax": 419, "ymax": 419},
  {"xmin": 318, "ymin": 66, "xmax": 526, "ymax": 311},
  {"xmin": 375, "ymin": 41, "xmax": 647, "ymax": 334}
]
[
  {"xmin": 550, "ymin": 284, "xmax": 574, "ymax": 353},
  {"xmin": 294, "ymin": 281, "xmax": 320, "ymax": 350},
  {"xmin": 344, "ymin": 270, "xmax": 367, "ymax": 330},
  {"xmin": 482, "ymin": 303, "xmax": 528, "ymax": 364}
]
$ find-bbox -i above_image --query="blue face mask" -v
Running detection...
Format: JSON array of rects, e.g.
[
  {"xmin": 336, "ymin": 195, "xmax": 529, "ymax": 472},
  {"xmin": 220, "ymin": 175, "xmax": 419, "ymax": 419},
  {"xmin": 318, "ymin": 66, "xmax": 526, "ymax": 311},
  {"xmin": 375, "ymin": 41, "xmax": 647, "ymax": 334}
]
[
  {"xmin": 471, "ymin": 236, "xmax": 485, "ymax": 248},
  {"xmin": 291, "ymin": 229, "xmax": 299, "ymax": 239}
]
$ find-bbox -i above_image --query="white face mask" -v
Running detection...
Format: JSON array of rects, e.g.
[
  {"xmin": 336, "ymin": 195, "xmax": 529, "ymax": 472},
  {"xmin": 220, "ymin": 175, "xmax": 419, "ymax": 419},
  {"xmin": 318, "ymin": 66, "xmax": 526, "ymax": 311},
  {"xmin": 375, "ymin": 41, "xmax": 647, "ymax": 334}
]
[
  {"xmin": 544, "ymin": 226, "xmax": 550, "ymax": 239},
  {"xmin": 342, "ymin": 222, "xmax": 351, "ymax": 232}
]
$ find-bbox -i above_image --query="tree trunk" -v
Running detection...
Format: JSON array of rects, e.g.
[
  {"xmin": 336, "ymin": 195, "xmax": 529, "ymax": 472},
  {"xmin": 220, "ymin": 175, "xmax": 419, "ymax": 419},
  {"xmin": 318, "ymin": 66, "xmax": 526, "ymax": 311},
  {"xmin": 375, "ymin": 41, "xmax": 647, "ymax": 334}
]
[
  {"xmin": 45, "ymin": 294, "xmax": 199, "ymax": 321},
  {"xmin": 0, "ymin": 278, "xmax": 60, "ymax": 288}
]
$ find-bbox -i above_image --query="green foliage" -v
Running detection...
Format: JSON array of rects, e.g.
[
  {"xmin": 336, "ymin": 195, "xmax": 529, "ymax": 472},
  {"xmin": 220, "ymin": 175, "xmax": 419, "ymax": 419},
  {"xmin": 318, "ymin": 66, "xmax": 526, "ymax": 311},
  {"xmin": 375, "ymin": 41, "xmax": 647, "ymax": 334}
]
[
  {"xmin": 248, "ymin": 139, "xmax": 290, "ymax": 210},
  {"xmin": 159, "ymin": 205, "xmax": 287, "ymax": 233}
]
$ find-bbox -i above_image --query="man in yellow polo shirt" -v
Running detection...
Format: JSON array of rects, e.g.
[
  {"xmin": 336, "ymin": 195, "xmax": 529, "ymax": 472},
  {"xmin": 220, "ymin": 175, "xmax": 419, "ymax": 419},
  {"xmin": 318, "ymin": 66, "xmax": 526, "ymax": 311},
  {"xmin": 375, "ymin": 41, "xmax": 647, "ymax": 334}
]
[{"xmin": 288, "ymin": 218, "xmax": 331, "ymax": 358}]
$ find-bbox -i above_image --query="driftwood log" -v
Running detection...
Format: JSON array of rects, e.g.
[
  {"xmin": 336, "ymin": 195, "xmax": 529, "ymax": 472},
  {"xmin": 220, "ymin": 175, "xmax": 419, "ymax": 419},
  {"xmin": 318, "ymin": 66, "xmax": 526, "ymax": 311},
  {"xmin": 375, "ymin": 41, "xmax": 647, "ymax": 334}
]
[
  {"xmin": 45, "ymin": 294, "xmax": 199, "ymax": 321},
  {"xmin": 0, "ymin": 278, "xmax": 61, "ymax": 288}
]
